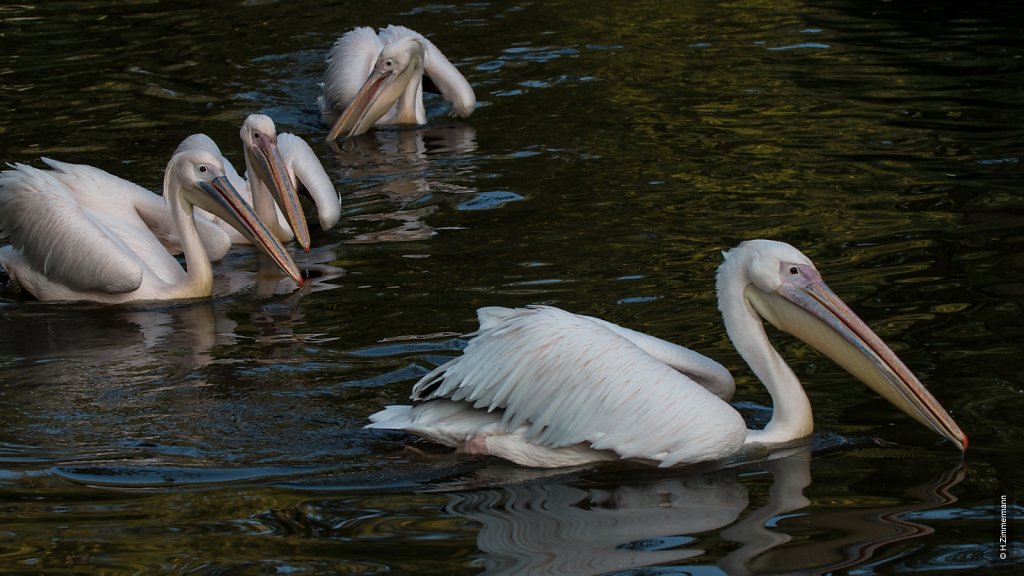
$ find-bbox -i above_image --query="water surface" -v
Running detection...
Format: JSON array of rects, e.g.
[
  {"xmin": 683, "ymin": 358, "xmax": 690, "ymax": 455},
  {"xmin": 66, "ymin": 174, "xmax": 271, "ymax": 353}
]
[{"xmin": 0, "ymin": 1, "xmax": 1020, "ymax": 573}]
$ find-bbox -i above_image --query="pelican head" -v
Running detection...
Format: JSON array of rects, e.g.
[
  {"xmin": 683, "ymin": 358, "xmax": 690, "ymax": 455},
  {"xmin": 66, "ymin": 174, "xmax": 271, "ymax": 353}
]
[
  {"xmin": 240, "ymin": 114, "xmax": 311, "ymax": 251},
  {"xmin": 326, "ymin": 37, "xmax": 426, "ymax": 141},
  {"xmin": 167, "ymin": 149, "xmax": 303, "ymax": 286},
  {"xmin": 722, "ymin": 239, "xmax": 966, "ymax": 450}
]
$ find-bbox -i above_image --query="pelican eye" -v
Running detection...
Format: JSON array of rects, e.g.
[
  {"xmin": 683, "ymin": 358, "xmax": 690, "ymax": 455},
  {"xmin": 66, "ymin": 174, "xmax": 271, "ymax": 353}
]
[
  {"xmin": 789, "ymin": 266, "xmax": 799, "ymax": 275},
  {"xmin": 198, "ymin": 165, "xmax": 208, "ymax": 173}
]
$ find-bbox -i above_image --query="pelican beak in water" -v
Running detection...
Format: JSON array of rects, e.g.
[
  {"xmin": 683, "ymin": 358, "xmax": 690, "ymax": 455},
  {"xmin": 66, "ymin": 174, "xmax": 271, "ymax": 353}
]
[
  {"xmin": 244, "ymin": 129, "xmax": 312, "ymax": 251},
  {"xmin": 746, "ymin": 262, "xmax": 966, "ymax": 450},
  {"xmin": 326, "ymin": 38, "xmax": 426, "ymax": 141},
  {"xmin": 188, "ymin": 173, "xmax": 304, "ymax": 287}
]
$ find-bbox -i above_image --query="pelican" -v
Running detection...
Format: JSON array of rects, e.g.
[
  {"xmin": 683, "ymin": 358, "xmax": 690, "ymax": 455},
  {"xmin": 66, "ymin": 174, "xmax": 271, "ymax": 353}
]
[
  {"xmin": 320, "ymin": 25, "xmax": 476, "ymax": 140},
  {"xmin": 0, "ymin": 150, "xmax": 303, "ymax": 303},
  {"xmin": 177, "ymin": 114, "xmax": 340, "ymax": 251},
  {"xmin": 368, "ymin": 240, "xmax": 967, "ymax": 468}
]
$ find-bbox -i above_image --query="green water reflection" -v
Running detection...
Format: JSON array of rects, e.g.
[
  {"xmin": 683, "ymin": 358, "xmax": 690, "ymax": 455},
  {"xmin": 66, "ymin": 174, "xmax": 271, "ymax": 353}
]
[{"xmin": 0, "ymin": 0, "xmax": 1020, "ymax": 573}]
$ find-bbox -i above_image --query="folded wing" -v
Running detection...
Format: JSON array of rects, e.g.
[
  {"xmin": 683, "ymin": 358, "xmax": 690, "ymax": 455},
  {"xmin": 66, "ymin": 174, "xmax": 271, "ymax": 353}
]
[{"xmin": 411, "ymin": 306, "xmax": 746, "ymax": 465}]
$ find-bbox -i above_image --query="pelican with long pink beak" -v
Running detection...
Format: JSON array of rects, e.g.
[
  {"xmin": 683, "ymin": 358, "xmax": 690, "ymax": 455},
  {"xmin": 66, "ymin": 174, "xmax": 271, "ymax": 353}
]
[
  {"xmin": 319, "ymin": 25, "xmax": 475, "ymax": 140},
  {"xmin": 368, "ymin": 240, "xmax": 966, "ymax": 467}
]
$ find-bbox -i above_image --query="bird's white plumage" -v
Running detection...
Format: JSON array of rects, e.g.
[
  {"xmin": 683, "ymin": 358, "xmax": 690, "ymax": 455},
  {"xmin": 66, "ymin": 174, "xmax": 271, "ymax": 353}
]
[
  {"xmin": 174, "ymin": 134, "xmax": 242, "ymax": 183},
  {"xmin": 576, "ymin": 313, "xmax": 735, "ymax": 400},
  {"xmin": 320, "ymin": 26, "xmax": 384, "ymax": 117},
  {"xmin": 378, "ymin": 25, "xmax": 475, "ymax": 118},
  {"xmin": 277, "ymin": 133, "xmax": 340, "ymax": 231},
  {"xmin": 319, "ymin": 25, "xmax": 475, "ymax": 134},
  {"xmin": 36, "ymin": 157, "xmax": 234, "ymax": 266},
  {"xmin": 376, "ymin": 306, "xmax": 747, "ymax": 466},
  {"xmin": 368, "ymin": 240, "xmax": 967, "ymax": 467},
  {"xmin": 0, "ymin": 151, "xmax": 301, "ymax": 303},
  {"xmin": 1, "ymin": 155, "xmax": 208, "ymax": 301},
  {"xmin": 0, "ymin": 161, "xmax": 149, "ymax": 294},
  {"xmin": 177, "ymin": 116, "xmax": 339, "ymax": 247}
]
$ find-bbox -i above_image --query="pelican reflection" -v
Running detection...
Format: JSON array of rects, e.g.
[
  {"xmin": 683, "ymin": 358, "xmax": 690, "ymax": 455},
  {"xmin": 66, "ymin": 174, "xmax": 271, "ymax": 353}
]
[
  {"xmin": 0, "ymin": 288, "xmax": 340, "ymax": 464},
  {"xmin": 439, "ymin": 449, "xmax": 964, "ymax": 575},
  {"xmin": 0, "ymin": 300, "xmax": 236, "ymax": 381},
  {"xmin": 213, "ymin": 245, "xmax": 345, "ymax": 300},
  {"xmin": 329, "ymin": 124, "xmax": 478, "ymax": 243}
]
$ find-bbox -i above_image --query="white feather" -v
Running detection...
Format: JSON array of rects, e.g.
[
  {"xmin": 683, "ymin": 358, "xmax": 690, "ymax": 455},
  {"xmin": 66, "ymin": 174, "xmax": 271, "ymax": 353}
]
[
  {"xmin": 378, "ymin": 25, "xmax": 475, "ymax": 117},
  {"xmin": 0, "ymin": 150, "xmax": 292, "ymax": 302},
  {"xmin": 278, "ymin": 133, "xmax": 339, "ymax": 231},
  {"xmin": 319, "ymin": 25, "xmax": 475, "ymax": 131},
  {"xmin": 176, "ymin": 117, "xmax": 339, "ymax": 249},
  {"xmin": 319, "ymin": 26, "xmax": 383, "ymax": 120},
  {"xmin": 396, "ymin": 306, "xmax": 746, "ymax": 465},
  {"xmin": 368, "ymin": 241, "xmax": 967, "ymax": 467},
  {"xmin": 1, "ymin": 162, "xmax": 151, "ymax": 294}
]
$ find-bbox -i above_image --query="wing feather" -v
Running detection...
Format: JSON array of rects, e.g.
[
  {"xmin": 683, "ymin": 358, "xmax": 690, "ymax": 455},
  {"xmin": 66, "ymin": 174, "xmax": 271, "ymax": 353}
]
[
  {"xmin": 37, "ymin": 158, "xmax": 186, "ymax": 283},
  {"xmin": 0, "ymin": 162, "xmax": 144, "ymax": 293},
  {"xmin": 582, "ymin": 315, "xmax": 736, "ymax": 400},
  {"xmin": 412, "ymin": 306, "xmax": 746, "ymax": 464},
  {"xmin": 320, "ymin": 26, "xmax": 383, "ymax": 121}
]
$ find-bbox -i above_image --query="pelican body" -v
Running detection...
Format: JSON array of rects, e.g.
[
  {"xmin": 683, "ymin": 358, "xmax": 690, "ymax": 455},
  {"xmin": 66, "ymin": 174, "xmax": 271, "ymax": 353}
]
[
  {"xmin": 320, "ymin": 25, "xmax": 475, "ymax": 140},
  {"xmin": 177, "ymin": 115, "xmax": 339, "ymax": 252},
  {"xmin": 0, "ymin": 150, "xmax": 303, "ymax": 303},
  {"xmin": 368, "ymin": 240, "xmax": 966, "ymax": 467}
]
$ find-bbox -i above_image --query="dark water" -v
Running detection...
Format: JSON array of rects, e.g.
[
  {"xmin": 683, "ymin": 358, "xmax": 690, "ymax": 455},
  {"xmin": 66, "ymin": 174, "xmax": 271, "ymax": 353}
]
[{"xmin": 0, "ymin": 1, "xmax": 1021, "ymax": 573}]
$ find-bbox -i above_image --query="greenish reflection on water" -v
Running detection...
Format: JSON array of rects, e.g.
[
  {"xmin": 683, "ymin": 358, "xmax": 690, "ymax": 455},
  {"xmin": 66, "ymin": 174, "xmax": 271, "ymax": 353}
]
[{"xmin": 0, "ymin": 0, "xmax": 1021, "ymax": 573}]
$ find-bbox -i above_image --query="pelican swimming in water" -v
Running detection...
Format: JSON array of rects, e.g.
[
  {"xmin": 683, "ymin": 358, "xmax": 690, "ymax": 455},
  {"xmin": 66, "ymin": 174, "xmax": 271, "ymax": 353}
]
[
  {"xmin": 320, "ymin": 25, "xmax": 476, "ymax": 140},
  {"xmin": 176, "ymin": 114, "xmax": 340, "ymax": 251},
  {"xmin": 368, "ymin": 240, "xmax": 967, "ymax": 467},
  {"xmin": 0, "ymin": 150, "xmax": 303, "ymax": 303}
]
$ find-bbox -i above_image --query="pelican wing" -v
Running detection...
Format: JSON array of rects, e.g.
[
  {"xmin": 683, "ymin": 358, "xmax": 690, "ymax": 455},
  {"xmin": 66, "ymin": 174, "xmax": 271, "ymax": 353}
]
[
  {"xmin": 0, "ymin": 162, "xmax": 144, "ymax": 293},
  {"xmin": 580, "ymin": 314, "xmax": 736, "ymax": 400},
  {"xmin": 411, "ymin": 306, "xmax": 746, "ymax": 465},
  {"xmin": 278, "ymin": 133, "xmax": 340, "ymax": 231},
  {"xmin": 320, "ymin": 26, "xmax": 383, "ymax": 120},
  {"xmin": 379, "ymin": 25, "xmax": 475, "ymax": 117},
  {"xmin": 42, "ymin": 158, "xmax": 201, "ymax": 284}
]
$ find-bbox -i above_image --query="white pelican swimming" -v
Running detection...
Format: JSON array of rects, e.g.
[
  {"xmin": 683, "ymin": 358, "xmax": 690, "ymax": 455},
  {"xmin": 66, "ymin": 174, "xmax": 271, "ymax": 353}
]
[
  {"xmin": 320, "ymin": 25, "xmax": 476, "ymax": 140},
  {"xmin": 0, "ymin": 150, "xmax": 303, "ymax": 303},
  {"xmin": 176, "ymin": 114, "xmax": 340, "ymax": 251},
  {"xmin": 368, "ymin": 240, "xmax": 967, "ymax": 468}
]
